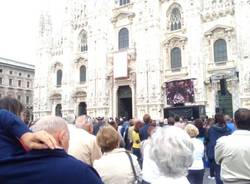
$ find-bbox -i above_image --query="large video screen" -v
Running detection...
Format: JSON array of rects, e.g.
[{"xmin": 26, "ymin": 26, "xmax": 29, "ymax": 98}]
[{"xmin": 166, "ymin": 79, "xmax": 195, "ymax": 105}]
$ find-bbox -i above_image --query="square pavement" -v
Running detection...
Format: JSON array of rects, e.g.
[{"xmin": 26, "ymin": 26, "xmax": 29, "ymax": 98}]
[{"xmin": 203, "ymin": 169, "xmax": 216, "ymax": 184}]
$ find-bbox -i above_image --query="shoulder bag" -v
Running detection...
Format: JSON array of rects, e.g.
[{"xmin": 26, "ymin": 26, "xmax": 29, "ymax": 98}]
[{"xmin": 125, "ymin": 151, "xmax": 141, "ymax": 184}]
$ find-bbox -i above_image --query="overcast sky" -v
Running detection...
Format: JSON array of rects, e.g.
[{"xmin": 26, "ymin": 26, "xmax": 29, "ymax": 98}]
[{"xmin": 0, "ymin": 0, "xmax": 65, "ymax": 65}]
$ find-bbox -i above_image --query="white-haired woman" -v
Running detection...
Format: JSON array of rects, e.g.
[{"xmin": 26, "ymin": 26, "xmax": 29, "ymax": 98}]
[
  {"xmin": 185, "ymin": 124, "xmax": 205, "ymax": 184},
  {"xmin": 149, "ymin": 126, "xmax": 194, "ymax": 184}
]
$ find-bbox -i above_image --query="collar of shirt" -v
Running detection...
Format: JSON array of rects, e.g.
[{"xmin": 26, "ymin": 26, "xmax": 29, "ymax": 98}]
[
  {"xmin": 104, "ymin": 148, "xmax": 126, "ymax": 155},
  {"xmin": 232, "ymin": 130, "xmax": 250, "ymax": 136},
  {"xmin": 152, "ymin": 176, "xmax": 190, "ymax": 184}
]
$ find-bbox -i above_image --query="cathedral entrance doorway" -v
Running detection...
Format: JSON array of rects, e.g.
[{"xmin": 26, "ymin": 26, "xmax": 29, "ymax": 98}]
[
  {"xmin": 78, "ymin": 102, "xmax": 87, "ymax": 115},
  {"xmin": 117, "ymin": 86, "xmax": 132, "ymax": 119},
  {"xmin": 217, "ymin": 90, "xmax": 233, "ymax": 116},
  {"xmin": 216, "ymin": 79, "xmax": 233, "ymax": 116}
]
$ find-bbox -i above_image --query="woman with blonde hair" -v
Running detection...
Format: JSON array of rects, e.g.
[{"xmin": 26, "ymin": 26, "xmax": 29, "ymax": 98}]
[
  {"xmin": 185, "ymin": 124, "xmax": 205, "ymax": 184},
  {"xmin": 93, "ymin": 125, "xmax": 141, "ymax": 184}
]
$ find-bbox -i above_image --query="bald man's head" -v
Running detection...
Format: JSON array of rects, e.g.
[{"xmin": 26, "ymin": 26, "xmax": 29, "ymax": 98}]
[
  {"xmin": 31, "ymin": 116, "xmax": 70, "ymax": 151},
  {"xmin": 75, "ymin": 115, "xmax": 93, "ymax": 134}
]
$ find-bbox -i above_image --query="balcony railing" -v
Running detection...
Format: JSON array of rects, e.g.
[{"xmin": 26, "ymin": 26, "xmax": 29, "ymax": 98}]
[
  {"xmin": 207, "ymin": 60, "xmax": 236, "ymax": 73},
  {"xmin": 164, "ymin": 66, "xmax": 188, "ymax": 78}
]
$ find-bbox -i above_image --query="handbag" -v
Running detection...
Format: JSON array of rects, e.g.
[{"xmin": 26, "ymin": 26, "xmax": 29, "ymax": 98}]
[{"xmin": 125, "ymin": 151, "xmax": 142, "ymax": 184}]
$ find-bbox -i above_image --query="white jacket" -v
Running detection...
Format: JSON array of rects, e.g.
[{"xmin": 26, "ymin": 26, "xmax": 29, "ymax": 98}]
[
  {"xmin": 152, "ymin": 176, "xmax": 190, "ymax": 184},
  {"xmin": 189, "ymin": 138, "xmax": 204, "ymax": 170},
  {"xmin": 93, "ymin": 148, "xmax": 142, "ymax": 184}
]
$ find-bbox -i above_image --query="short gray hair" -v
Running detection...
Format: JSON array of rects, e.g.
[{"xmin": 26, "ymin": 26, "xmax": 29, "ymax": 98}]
[
  {"xmin": 31, "ymin": 116, "xmax": 68, "ymax": 135},
  {"xmin": 75, "ymin": 115, "xmax": 93, "ymax": 128},
  {"xmin": 64, "ymin": 114, "xmax": 76, "ymax": 124},
  {"xmin": 149, "ymin": 126, "xmax": 194, "ymax": 178}
]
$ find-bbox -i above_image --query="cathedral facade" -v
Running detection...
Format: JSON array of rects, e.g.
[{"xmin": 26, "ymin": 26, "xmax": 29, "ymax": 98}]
[{"xmin": 34, "ymin": 0, "xmax": 250, "ymax": 120}]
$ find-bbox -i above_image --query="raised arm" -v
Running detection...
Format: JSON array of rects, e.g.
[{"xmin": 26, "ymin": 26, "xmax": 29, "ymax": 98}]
[
  {"xmin": 0, "ymin": 109, "xmax": 30, "ymax": 139},
  {"xmin": 0, "ymin": 109, "xmax": 56, "ymax": 152}
]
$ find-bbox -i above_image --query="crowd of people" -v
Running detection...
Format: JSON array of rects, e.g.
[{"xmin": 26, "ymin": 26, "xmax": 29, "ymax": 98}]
[{"xmin": 0, "ymin": 96, "xmax": 250, "ymax": 184}]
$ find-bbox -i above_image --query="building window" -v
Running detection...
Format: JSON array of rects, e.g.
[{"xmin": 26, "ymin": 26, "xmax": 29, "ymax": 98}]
[
  {"xmin": 18, "ymin": 80, "xmax": 22, "ymax": 87},
  {"xmin": 17, "ymin": 95, "xmax": 21, "ymax": 101},
  {"xmin": 27, "ymin": 74, "xmax": 30, "ymax": 78},
  {"xmin": 27, "ymin": 81, "xmax": 30, "ymax": 88},
  {"xmin": 0, "ymin": 69, "xmax": 2, "ymax": 73},
  {"xmin": 56, "ymin": 70, "xmax": 62, "ymax": 87},
  {"xmin": 0, "ymin": 78, "xmax": 2, "ymax": 85},
  {"xmin": 79, "ymin": 30, "xmax": 88, "ymax": 52},
  {"xmin": 118, "ymin": 28, "xmax": 129, "ymax": 50},
  {"xmin": 120, "ymin": 0, "xmax": 130, "ymax": 6},
  {"xmin": 170, "ymin": 8, "xmax": 182, "ymax": 31},
  {"xmin": 55, "ymin": 104, "xmax": 62, "ymax": 117},
  {"xmin": 171, "ymin": 47, "xmax": 182, "ymax": 70},
  {"xmin": 9, "ymin": 71, "xmax": 13, "ymax": 75},
  {"xmin": 214, "ymin": 39, "xmax": 228, "ymax": 63},
  {"xmin": 0, "ymin": 94, "xmax": 2, "ymax": 99},
  {"xmin": 19, "ymin": 73, "xmax": 22, "ymax": 76},
  {"xmin": 80, "ymin": 65, "xmax": 86, "ymax": 83},
  {"xmin": 26, "ymin": 96, "xmax": 30, "ymax": 104},
  {"xmin": 9, "ymin": 79, "xmax": 13, "ymax": 86}
]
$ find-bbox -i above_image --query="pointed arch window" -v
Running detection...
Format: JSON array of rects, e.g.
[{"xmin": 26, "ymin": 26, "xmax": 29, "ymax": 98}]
[
  {"xmin": 171, "ymin": 47, "xmax": 182, "ymax": 70},
  {"xmin": 214, "ymin": 39, "xmax": 228, "ymax": 63},
  {"xmin": 80, "ymin": 65, "xmax": 86, "ymax": 83},
  {"xmin": 56, "ymin": 69, "xmax": 62, "ymax": 87},
  {"xmin": 170, "ymin": 8, "xmax": 182, "ymax": 31},
  {"xmin": 118, "ymin": 28, "xmax": 129, "ymax": 50},
  {"xmin": 79, "ymin": 30, "xmax": 88, "ymax": 52}
]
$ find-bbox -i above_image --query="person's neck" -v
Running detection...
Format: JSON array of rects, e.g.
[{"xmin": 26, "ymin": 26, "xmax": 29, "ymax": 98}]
[{"xmin": 54, "ymin": 139, "xmax": 65, "ymax": 150}]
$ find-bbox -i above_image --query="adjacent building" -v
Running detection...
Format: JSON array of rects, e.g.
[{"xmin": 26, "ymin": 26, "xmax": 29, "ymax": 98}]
[
  {"xmin": 34, "ymin": 0, "xmax": 250, "ymax": 120},
  {"xmin": 0, "ymin": 57, "xmax": 35, "ymax": 120}
]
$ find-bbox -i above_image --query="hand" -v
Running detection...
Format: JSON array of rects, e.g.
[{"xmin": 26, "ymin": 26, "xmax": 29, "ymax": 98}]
[{"xmin": 20, "ymin": 131, "xmax": 57, "ymax": 150}]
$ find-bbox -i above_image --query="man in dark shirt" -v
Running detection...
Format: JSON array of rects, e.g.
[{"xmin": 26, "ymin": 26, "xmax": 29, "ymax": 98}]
[
  {"xmin": 139, "ymin": 114, "xmax": 152, "ymax": 141},
  {"xmin": 93, "ymin": 117, "xmax": 104, "ymax": 135},
  {"xmin": 0, "ymin": 149, "xmax": 103, "ymax": 184},
  {"xmin": 0, "ymin": 115, "xmax": 103, "ymax": 184}
]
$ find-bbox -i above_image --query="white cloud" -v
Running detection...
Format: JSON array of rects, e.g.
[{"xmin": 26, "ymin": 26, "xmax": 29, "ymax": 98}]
[
  {"xmin": 0, "ymin": 0, "xmax": 66, "ymax": 65},
  {"xmin": 0, "ymin": 0, "xmax": 42, "ymax": 64}
]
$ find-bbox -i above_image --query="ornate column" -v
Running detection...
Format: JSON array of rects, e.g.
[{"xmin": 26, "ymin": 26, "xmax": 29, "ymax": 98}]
[
  {"xmin": 129, "ymin": 71, "xmax": 136, "ymax": 118},
  {"xmin": 113, "ymin": 85, "xmax": 119, "ymax": 118},
  {"xmin": 129, "ymin": 84, "xmax": 136, "ymax": 118},
  {"xmin": 210, "ymin": 80, "xmax": 218, "ymax": 116}
]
